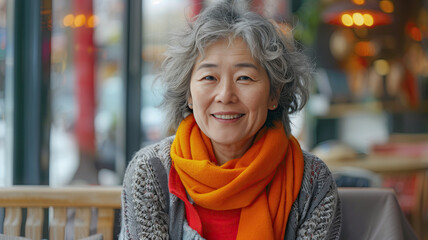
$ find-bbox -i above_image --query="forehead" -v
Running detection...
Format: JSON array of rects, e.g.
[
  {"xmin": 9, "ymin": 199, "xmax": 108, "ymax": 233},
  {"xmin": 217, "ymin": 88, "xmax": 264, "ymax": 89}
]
[{"xmin": 196, "ymin": 37, "xmax": 256, "ymax": 62}]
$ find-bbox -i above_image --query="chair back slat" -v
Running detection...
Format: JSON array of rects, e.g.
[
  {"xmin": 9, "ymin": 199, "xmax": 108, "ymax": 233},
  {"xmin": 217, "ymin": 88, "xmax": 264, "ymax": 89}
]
[
  {"xmin": 97, "ymin": 208, "xmax": 115, "ymax": 240},
  {"xmin": 25, "ymin": 207, "xmax": 44, "ymax": 240},
  {"xmin": 0, "ymin": 186, "xmax": 121, "ymax": 208},
  {"xmin": 74, "ymin": 208, "xmax": 91, "ymax": 239},
  {"xmin": 0, "ymin": 186, "xmax": 121, "ymax": 239},
  {"xmin": 49, "ymin": 207, "xmax": 66, "ymax": 240},
  {"xmin": 4, "ymin": 207, "xmax": 22, "ymax": 236}
]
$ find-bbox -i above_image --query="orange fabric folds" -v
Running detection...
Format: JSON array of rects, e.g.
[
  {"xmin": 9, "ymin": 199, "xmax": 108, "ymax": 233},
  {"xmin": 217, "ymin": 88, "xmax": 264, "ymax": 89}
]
[{"xmin": 171, "ymin": 114, "xmax": 304, "ymax": 240}]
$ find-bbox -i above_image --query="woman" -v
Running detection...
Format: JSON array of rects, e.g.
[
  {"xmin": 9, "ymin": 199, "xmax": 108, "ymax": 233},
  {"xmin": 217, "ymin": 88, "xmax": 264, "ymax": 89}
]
[{"xmin": 120, "ymin": 1, "xmax": 341, "ymax": 239}]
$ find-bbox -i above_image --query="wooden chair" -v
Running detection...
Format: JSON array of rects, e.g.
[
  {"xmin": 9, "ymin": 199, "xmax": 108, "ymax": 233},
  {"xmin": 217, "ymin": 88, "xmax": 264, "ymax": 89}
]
[{"xmin": 0, "ymin": 186, "xmax": 122, "ymax": 240}]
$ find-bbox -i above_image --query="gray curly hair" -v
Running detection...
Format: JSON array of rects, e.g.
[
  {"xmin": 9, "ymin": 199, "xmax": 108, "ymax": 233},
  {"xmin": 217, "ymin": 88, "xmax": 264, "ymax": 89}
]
[{"xmin": 160, "ymin": 0, "xmax": 311, "ymax": 136}]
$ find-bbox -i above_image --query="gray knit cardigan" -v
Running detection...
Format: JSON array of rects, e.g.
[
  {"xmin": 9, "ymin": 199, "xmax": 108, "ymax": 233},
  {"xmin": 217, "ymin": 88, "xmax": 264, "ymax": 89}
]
[{"xmin": 119, "ymin": 136, "xmax": 342, "ymax": 240}]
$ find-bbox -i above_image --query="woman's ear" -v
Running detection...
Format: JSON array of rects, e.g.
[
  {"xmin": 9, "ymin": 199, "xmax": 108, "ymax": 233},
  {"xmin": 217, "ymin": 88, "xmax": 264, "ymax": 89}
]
[
  {"xmin": 268, "ymin": 95, "xmax": 279, "ymax": 110},
  {"xmin": 268, "ymin": 101, "xmax": 278, "ymax": 110},
  {"xmin": 187, "ymin": 96, "xmax": 193, "ymax": 109}
]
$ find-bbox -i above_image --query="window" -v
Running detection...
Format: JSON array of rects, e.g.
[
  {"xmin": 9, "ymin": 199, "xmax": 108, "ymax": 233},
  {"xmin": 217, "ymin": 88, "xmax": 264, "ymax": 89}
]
[
  {"xmin": 50, "ymin": 0, "xmax": 124, "ymax": 186},
  {"xmin": 140, "ymin": 0, "xmax": 192, "ymax": 146},
  {"xmin": 0, "ymin": 0, "xmax": 8, "ymax": 186}
]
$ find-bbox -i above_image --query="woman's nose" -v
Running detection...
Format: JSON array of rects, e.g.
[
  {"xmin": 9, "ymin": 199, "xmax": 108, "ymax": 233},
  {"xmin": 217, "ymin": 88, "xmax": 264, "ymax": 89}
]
[{"xmin": 214, "ymin": 78, "xmax": 238, "ymax": 104}]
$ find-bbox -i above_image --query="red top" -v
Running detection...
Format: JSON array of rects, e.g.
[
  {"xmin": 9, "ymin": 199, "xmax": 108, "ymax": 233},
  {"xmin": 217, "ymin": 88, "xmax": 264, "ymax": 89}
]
[
  {"xmin": 169, "ymin": 167, "xmax": 240, "ymax": 240},
  {"xmin": 195, "ymin": 204, "xmax": 240, "ymax": 240}
]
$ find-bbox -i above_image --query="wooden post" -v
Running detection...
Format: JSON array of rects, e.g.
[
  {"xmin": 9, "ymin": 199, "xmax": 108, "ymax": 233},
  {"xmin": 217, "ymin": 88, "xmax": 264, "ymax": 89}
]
[{"xmin": 73, "ymin": 0, "xmax": 98, "ymax": 184}]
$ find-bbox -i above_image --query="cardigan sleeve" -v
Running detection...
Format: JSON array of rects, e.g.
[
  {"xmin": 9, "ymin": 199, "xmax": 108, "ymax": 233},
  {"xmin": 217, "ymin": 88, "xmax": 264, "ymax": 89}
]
[
  {"xmin": 296, "ymin": 187, "xmax": 342, "ymax": 240},
  {"xmin": 292, "ymin": 152, "xmax": 342, "ymax": 240},
  {"xmin": 119, "ymin": 158, "xmax": 140, "ymax": 240},
  {"xmin": 119, "ymin": 152, "xmax": 170, "ymax": 240}
]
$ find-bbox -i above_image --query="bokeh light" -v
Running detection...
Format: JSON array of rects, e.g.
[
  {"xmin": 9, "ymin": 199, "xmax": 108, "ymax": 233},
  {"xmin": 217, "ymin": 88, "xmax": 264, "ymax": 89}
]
[
  {"xmin": 63, "ymin": 14, "xmax": 74, "ymax": 27},
  {"xmin": 353, "ymin": 13, "xmax": 365, "ymax": 26},
  {"xmin": 352, "ymin": 0, "xmax": 365, "ymax": 5},
  {"xmin": 74, "ymin": 14, "xmax": 86, "ymax": 28},
  {"xmin": 87, "ymin": 15, "xmax": 99, "ymax": 28},
  {"xmin": 374, "ymin": 59, "xmax": 390, "ymax": 76},
  {"xmin": 363, "ymin": 14, "xmax": 374, "ymax": 27},
  {"xmin": 341, "ymin": 14, "xmax": 354, "ymax": 27},
  {"xmin": 379, "ymin": 0, "xmax": 394, "ymax": 13}
]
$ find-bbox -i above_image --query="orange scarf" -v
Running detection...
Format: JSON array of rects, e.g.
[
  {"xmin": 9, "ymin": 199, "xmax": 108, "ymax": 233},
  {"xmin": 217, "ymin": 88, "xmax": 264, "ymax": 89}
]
[{"xmin": 171, "ymin": 114, "xmax": 304, "ymax": 240}]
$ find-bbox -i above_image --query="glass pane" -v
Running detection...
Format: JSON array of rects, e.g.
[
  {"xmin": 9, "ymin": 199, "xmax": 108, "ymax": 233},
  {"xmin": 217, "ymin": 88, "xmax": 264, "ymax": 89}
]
[
  {"xmin": 50, "ymin": 0, "xmax": 124, "ymax": 186},
  {"xmin": 140, "ymin": 0, "xmax": 192, "ymax": 146},
  {"xmin": 0, "ymin": 0, "xmax": 7, "ymax": 186}
]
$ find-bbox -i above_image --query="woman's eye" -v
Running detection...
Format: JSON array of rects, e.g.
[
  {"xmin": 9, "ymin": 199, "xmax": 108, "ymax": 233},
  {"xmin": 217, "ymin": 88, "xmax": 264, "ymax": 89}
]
[
  {"xmin": 237, "ymin": 76, "xmax": 253, "ymax": 81},
  {"xmin": 202, "ymin": 76, "xmax": 216, "ymax": 81}
]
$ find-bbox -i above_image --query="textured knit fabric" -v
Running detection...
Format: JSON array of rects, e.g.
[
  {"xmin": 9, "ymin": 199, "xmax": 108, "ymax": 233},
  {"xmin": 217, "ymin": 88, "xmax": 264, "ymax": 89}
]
[
  {"xmin": 119, "ymin": 136, "xmax": 342, "ymax": 240},
  {"xmin": 170, "ymin": 115, "xmax": 304, "ymax": 240}
]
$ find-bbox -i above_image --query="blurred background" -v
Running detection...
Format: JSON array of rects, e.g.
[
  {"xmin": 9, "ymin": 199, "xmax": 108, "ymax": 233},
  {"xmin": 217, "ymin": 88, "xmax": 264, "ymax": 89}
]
[{"xmin": 0, "ymin": 0, "xmax": 427, "ymax": 238}]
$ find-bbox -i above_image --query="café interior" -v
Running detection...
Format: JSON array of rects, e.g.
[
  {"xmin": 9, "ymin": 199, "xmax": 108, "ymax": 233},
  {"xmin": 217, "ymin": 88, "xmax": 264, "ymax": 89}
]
[{"xmin": 0, "ymin": 0, "xmax": 427, "ymax": 239}]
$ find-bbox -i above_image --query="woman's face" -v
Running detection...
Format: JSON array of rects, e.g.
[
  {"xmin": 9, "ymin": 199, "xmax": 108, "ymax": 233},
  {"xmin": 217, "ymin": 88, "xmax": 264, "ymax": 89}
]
[{"xmin": 188, "ymin": 37, "xmax": 277, "ymax": 154}]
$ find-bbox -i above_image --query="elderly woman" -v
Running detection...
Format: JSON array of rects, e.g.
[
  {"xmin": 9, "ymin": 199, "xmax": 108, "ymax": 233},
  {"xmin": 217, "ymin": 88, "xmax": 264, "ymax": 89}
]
[{"xmin": 120, "ymin": 1, "xmax": 341, "ymax": 240}]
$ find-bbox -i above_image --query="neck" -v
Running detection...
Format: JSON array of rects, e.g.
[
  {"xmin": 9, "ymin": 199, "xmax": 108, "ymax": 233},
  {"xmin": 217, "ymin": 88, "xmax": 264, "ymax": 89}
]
[
  {"xmin": 211, "ymin": 138, "xmax": 254, "ymax": 165},
  {"xmin": 210, "ymin": 127, "xmax": 267, "ymax": 165}
]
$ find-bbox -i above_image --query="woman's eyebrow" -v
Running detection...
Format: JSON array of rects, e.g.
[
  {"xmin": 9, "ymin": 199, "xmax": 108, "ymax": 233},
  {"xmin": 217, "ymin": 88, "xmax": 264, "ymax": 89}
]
[
  {"xmin": 196, "ymin": 63, "xmax": 217, "ymax": 70},
  {"xmin": 196, "ymin": 62, "xmax": 258, "ymax": 71}
]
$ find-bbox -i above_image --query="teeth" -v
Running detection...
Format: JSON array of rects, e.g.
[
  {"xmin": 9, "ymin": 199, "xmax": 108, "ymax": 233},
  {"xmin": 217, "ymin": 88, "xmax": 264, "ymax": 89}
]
[{"xmin": 213, "ymin": 114, "xmax": 242, "ymax": 120}]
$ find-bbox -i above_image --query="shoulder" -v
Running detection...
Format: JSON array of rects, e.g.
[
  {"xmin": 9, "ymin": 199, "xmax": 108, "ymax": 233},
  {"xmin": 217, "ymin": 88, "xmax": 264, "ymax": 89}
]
[
  {"xmin": 123, "ymin": 136, "xmax": 175, "ymax": 209},
  {"xmin": 123, "ymin": 136, "xmax": 174, "ymax": 186},
  {"xmin": 121, "ymin": 136, "xmax": 174, "ymax": 239},
  {"xmin": 123, "ymin": 135, "xmax": 175, "ymax": 203},
  {"xmin": 301, "ymin": 150, "xmax": 334, "ymax": 188},
  {"xmin": 126, "ymin": 136, "xmax": 175, "ymax": 174},
  {"xmin": 294, "ymin": 151, "xmax": 342, "ymax": 239},
  {"xmin": 285, "ymin": 150, "xmax": 341, "ymax": 239},
  {"xmin": 299, "ymin": 150, "xmax": 336, "ymax": 202},
  {"xmin": 296, "ymin": 150, "xmax": 338, "ymax": 219}
]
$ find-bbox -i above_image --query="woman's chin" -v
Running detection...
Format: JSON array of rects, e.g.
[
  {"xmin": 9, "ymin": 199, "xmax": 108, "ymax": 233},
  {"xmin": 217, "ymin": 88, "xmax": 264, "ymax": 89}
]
[{"xmin": 209, "ymin": 134, "xmax": 253, "ymax": 149}]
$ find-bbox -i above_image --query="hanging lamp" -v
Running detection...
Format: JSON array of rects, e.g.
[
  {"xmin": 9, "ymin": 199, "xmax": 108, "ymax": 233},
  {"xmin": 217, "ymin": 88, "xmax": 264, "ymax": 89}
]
[{"xmin": 322, "ymin": 1, "xmax": 393, "ymax": 27}]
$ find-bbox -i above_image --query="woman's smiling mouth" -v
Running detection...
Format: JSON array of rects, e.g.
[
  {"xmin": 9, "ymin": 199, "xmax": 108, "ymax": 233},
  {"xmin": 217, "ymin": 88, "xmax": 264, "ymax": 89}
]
[{"xmin": 212, "ymin": 114, "xmax": 244, "ymax": 120}]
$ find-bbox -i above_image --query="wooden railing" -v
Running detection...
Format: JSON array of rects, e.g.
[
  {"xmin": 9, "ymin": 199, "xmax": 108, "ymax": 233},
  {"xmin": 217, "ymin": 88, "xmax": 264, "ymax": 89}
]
[{"xmin": 0, "ymin": 186, "xmax": 122, "ymax": 240}]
